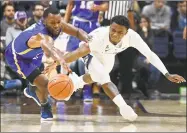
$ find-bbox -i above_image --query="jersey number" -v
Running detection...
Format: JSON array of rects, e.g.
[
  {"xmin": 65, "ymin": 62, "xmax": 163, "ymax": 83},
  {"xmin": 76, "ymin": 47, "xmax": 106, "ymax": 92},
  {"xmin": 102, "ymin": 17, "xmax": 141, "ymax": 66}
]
[{"xmin": 80, "ymin": 1, "xmax": 94, "ymax": 9}]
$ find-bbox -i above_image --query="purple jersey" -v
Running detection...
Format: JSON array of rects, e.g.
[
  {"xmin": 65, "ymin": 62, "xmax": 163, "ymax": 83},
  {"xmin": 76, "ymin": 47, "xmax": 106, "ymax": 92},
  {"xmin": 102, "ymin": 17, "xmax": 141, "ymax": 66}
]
[
  {"xmin": 5, "ymin": 20, "xmax": 60, "ymax": 79},
  {"xmin": 11, "ymin": 20, "xmax": 59, "ymax": 59},
  {"xmin": 72, "ymin": 1, "xmax": 103, "ymax": 21}
]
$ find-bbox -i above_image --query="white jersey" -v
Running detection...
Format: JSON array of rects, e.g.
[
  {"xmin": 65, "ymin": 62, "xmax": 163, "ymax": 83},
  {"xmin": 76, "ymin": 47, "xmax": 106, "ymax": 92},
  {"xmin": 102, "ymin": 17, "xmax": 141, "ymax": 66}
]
[{"xmin": 83, "ymin": 26, "xmax": 168, "ymax": 75}]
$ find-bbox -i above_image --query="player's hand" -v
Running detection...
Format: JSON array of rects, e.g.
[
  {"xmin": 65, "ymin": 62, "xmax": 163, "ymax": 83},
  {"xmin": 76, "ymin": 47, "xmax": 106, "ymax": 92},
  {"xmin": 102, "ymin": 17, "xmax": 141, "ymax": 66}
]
[
  {"xmin": 86, "ymin": 35, "xmax": 93, "ymax": 43},
  {"xmin": 61, "ymin": 62, "xmax": 72, "ymax": 74},
  {"xmin": 42, "ymin": 62, "xmax": 57, "ymax": 75},
  {"xmin": 77, "ymin": 28, "xmax": 92, "ymax": 43},
  {"xmin": 165, "ymin": 73, "xmax": 186, "ymax": 83},
  {"xmin": 90, "ymin": 4, "xmax": 98, "ymax": 12}
]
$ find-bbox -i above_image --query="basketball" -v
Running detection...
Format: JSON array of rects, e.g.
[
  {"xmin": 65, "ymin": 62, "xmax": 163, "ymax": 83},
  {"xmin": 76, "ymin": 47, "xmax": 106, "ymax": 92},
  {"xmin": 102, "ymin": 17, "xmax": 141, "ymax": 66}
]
[{"xmin": 48, "ymin": 74, "xmax": 74, "ymax": 100}]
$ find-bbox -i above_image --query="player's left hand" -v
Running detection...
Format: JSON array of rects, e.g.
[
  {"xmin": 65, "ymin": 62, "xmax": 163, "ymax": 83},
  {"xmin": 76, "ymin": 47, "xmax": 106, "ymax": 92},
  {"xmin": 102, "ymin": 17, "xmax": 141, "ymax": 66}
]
[{"xmin": 166, "ymin": 73, "xmax": 186, "ymax": 83}]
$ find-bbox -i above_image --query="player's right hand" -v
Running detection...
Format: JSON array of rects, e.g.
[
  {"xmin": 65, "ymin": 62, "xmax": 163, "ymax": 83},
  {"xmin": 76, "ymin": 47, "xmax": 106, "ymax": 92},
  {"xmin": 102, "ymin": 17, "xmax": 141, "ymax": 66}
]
[
  {"xmin": 42, "ymin": 62, "xmax": 57, "ymax": 75},
  {"xmin": 87, "ymin": 35, "xmax": 93, "ymax": 43}
]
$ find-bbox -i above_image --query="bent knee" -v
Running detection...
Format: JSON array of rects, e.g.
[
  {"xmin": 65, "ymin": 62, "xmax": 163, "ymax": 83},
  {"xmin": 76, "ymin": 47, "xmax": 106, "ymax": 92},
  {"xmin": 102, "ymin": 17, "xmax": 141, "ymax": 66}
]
[{"xmin": 33, "ymin": 74, "xmax": 49, "ymax": 88}]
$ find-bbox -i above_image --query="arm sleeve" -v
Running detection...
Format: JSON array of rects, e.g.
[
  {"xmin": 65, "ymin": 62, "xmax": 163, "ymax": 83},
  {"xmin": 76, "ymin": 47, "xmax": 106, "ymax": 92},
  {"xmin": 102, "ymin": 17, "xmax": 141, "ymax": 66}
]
[
  {"xmin": 130, "ymin": 32, "xmax": 168, "ymax": 75},
  {"xmin": 5, "ymin": 28, "xmax": 13, "ymax": 46}
]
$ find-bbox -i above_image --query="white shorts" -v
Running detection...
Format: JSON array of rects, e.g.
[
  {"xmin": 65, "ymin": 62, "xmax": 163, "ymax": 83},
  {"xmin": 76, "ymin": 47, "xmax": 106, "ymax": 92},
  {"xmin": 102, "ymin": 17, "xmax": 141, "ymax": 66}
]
[{"xmin": 86, "ymin": 55, "xmax": 114, "ymax": 85}]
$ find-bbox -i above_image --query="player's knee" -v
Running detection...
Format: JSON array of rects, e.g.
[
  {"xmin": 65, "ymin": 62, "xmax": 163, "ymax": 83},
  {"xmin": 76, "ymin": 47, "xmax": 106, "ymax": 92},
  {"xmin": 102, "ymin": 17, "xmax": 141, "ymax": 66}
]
[
  {"xmin": 43, "ymin": 79, "xmax": 49, "ymax": 88},
  {"xmin": 88, "ymin": 57, "xmax": 111, "ymax": 84},
  {"xmin": 89, "ymin": 71, "xmax": 110, "ymax": 85},
  {"xmin": 34, "ymin": 75, "xmax": 49, "ymax": 89}
]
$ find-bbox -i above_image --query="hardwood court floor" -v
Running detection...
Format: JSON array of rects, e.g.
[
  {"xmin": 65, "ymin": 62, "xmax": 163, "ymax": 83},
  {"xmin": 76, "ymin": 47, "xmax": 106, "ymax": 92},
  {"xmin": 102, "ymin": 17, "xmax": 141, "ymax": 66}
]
[{"xmin": 1, "ymin": 96, "xmax": 186, "ymax": 132}]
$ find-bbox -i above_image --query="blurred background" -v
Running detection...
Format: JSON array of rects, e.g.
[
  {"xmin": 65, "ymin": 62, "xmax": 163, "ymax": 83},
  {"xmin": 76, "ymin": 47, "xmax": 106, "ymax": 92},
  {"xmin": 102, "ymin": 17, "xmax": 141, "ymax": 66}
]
[{"xmin": 0, "ymin": 0, "xmax": 186, "ymax": 102}]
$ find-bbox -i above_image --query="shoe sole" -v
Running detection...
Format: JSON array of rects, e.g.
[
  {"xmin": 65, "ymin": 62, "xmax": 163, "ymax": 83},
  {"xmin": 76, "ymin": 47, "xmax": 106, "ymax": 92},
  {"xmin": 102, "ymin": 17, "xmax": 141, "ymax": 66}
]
[
  {"xmin": 24, "ymin": 88, "xmax": 41, "ymax": 106},
  {"xmin": 41, "ymin": 118, "xmax": 53, "ymax": 122},
  {"xmin": 83, "ymin": 99, "xmax": 93, "ymax": 102}
]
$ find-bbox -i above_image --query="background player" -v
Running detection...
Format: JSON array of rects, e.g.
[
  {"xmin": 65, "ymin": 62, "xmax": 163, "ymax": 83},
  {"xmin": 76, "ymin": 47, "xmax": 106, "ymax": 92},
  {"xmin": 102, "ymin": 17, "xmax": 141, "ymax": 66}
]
[
  {"xmin": 5, "ymin": 7, "xmax": 90, "ymax": 121},
  {"xmin": 64, "ymin": 0, "xmax": 108, "ymax": 51},
  {"xmin": 53, "ymin": 15, "xmax": 185, "ymax": 121}
]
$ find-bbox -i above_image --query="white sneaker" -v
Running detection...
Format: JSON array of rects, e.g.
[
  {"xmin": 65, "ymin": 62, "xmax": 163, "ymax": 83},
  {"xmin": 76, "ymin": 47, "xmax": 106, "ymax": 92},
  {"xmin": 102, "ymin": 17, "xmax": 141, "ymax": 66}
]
[
  {"xmin": 119, "ymin": 105, "xmax": 138, "ymax": 122},
  {"xmin": 69, "ymin": 72, "xmax": 84, "ymax": 91},
  {"xmin": 63, "ymin": 72, "xmax": 83, "ymax": 101}
]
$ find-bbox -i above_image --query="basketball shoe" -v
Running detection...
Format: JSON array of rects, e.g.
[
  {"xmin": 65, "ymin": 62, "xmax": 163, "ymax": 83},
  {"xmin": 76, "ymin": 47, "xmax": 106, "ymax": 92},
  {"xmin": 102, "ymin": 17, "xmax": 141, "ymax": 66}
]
[
  {"xmin": 24, "ymin": 83, "xmax": 41, "ymax": 106},
  {"xmin": 41, "ymin": 102, "xmax": 53, "ymax": 121},
  {"xmin": 83, "ymin": 85, "xmax": 93, "ymax": 102},
  {"xmin": 119, "ymin": 105, "xmax": 138, "ymax": 121}
]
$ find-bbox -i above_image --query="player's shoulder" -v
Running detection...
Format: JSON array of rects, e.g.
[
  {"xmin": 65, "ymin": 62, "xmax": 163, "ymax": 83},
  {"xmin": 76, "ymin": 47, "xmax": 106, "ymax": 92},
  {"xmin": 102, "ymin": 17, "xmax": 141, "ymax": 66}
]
[
  {"xmin": 127, "ymin": 29, "xmax": 139, "ymax": 36},
  {"xmin": 122, "ymin": 29, "xmax": 141, "ymax": 44},
  {"xmin": 90, "ymin": 26, "xmax": 109, "ymax": 32},
  {"xmin": 89, "ymin": 26, "xmax": 109, "ymax": 38}
]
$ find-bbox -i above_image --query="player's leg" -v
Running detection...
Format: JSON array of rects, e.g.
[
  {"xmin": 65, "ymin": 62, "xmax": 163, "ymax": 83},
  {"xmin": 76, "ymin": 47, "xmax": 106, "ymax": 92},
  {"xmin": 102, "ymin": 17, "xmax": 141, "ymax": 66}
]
[
  {"xmin": 5, "ymin": 44, "xmax": 52, "ymax": 121},
  {"xmin": 92, "ymin": 83, "xmax": 101, "ymax": 98},
  {"xmin": 27, "ymin": 72, "xmax": 48, "ymax": 103},
  {"xmin": 26, "ymin": 68, "xmax": 53, "ymax": 121},
  {"xmin": 80, "ymin": 56, "xmax": 137, "ymax": 121},
  {"xmin": 79, "ymin": 73, "xmax": 137, "ymax": 121},
  {"xmin": 80, "ymin": 21, "xmax": 99, "ymax": 101},
  {"xmin": 67, "ymin": 22, "xmax": 93, "ymax": 101}
]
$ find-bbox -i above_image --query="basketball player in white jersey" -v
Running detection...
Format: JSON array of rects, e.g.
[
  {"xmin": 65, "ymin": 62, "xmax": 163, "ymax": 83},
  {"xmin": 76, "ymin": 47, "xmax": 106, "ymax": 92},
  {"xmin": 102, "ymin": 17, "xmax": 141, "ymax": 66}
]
[{"xmin": 44, "ymin": 15, "xmax": 186, "ymax": 121}]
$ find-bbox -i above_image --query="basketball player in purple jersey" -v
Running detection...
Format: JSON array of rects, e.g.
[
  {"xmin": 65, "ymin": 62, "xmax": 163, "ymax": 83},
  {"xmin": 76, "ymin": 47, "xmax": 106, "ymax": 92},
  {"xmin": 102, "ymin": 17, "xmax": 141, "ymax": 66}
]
[
  {"xmin": 64, "ymin": 0, "xmax": 108, "ymax": 101},
  {"xmin": 5, "ymin": 7, "xmax": 91, "ymax": 121}
]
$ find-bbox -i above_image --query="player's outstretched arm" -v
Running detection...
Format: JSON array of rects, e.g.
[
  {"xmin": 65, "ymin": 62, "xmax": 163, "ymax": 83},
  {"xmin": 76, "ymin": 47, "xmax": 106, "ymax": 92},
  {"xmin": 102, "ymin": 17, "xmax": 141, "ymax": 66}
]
[
  {"xmin": 64, "ymin": 0, "xmax": 74, "ymax": 23},
  {"xmin": 130, "ymin": 33, "xmax": 186, "ymax": 84},
  {"xmin": 63, "ymin": 43, "xmax": 91, "ymax": 63},
  {"xmin": 37, "ymin": 34, "xmax": 65, "ymax": 65},
  {"xmin": 61, "ymin": 21, "xmax": 92, "ymax": 43},
  {"xmin": 165, "ymin": 73, "xmax": 186, "ymax": 83},
  {"xmin": 90, "ymin": 2, "xmax": 109, "ymax": 12}
]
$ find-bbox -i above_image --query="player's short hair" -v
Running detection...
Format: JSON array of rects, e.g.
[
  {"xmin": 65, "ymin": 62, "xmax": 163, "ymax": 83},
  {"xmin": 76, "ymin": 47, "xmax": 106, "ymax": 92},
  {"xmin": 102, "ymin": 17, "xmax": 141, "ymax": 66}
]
[
  {"xmin": 110, "ymin": 15, "xmax": 130, "ymax": 29},
  {"xmin": 43, "ymin": 7, "xmax": 60, "ymax": 18}
]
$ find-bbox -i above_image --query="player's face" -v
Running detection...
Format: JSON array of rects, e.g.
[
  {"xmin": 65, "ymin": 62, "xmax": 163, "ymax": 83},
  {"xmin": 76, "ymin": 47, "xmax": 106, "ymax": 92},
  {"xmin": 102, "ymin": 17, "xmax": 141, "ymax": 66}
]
[
  {"xmin": 109, "ymin": 23, "xmax": 128, "ymax": 45},
  {"xmin": 44, "ymin": 13, "xmax": 61, "ymax": 36}
]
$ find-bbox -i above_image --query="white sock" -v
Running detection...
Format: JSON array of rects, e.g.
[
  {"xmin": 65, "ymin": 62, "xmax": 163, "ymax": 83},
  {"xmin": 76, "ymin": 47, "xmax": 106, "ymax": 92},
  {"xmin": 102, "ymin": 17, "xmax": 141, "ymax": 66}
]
[
  {"xmin": 79, "ymin": 75, "xmax": 87, "ymax": 88},
  {"xmin": 112, "ymin": 94, "xmax": 127, "ymax": 108}
]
